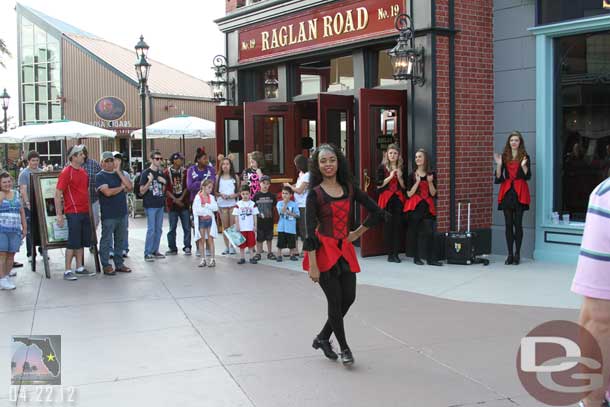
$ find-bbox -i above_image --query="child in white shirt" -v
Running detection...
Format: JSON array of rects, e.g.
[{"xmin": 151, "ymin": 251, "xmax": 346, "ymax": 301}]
[
  {"xmin": 232, "ymin": 184, "xmax": 259, "ymax": 265},
  {"xmin": 192, "ymin": 179, "xmax": 218, "ymax": 267}
]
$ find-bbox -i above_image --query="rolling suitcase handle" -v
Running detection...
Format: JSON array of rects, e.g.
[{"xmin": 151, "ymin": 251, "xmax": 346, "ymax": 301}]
[{"xmin": 456, "ymin": 200, "xmax": 471, "ymax": 233}]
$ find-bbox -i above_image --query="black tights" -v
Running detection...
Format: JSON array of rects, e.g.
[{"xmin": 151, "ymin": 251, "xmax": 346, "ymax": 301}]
[
  {"xmin": 407, "ymin": 212, "xmax": 435, "ymax": 262},
  {"xmin": 503, "ymin": 209, "xmax": 524, "ymax": 256},
  {"xmin": 384, "ymin": 196, "xmax": 403, "ymax": 257},
  {"xmin": 318, "ymin": 258, "xmax": 356, "ymax": 352}
]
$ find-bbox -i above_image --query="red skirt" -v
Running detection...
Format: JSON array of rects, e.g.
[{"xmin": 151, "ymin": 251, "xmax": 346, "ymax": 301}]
[
  {"xmin": 239, "ymin": 231, "xmax": 256, "ymax": 249},
  {"xmin": 378, "ymin": 190, "xmax": 405, "ymax": 209},
  {"xmin": 303, "ymin": 233, "xmax": 360, "ymax": 273}
]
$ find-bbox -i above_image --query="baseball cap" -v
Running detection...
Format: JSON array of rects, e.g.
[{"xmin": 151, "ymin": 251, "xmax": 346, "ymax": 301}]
[
  {"xmin": 101, "ymin": 151, "xmax": 114, "ymax": 161},
  {"xmin": 67, "ymin": 144, "xmax": 85, "ymax": 159},
  {"xmin": 260, "ymin": 175, "xmax": 271, "ymax": 182},
  {"xmin": 112, "ymin": 151, "xmax": 123, "ymax": 159},
  {"xmin": 170, "ymin": 152, "xmax": 184, "ymax": 162}
]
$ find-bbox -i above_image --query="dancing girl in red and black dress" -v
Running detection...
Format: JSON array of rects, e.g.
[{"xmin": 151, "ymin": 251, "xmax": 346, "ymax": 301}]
[
  {"xmin": 376, "ymin": 144, "xmax": 406, "ymax": 263},
  {"xmin": 494, "ymin": 131, "xmax": 531, "ymax": 265},
  {"xmin": 403, "ymin": 148, "xmax": 443, "ymax": 266},
  {"xmin": 303, "ymin": 144, "xmax": 388, "ymax": 366}
]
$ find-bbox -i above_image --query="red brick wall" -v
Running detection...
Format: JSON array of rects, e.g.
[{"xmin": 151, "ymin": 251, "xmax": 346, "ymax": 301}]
[
  {"xmin": 434, "ymin": 0, "xmax": 493, "ymax": 232},
  {"xmin": 226, "ymin": 0, "xmax": 239, "ymax": 13}
]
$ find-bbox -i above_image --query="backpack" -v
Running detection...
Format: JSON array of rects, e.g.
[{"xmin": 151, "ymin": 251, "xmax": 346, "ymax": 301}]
[{"xmin": 133, "ymin": 173, "xmax": 144, "ymax": 199}]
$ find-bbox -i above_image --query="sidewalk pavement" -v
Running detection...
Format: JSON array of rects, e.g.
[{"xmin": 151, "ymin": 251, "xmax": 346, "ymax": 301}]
[{"xmin": 0, "ymin": 217, "xmax": 582, "ymax": 407}]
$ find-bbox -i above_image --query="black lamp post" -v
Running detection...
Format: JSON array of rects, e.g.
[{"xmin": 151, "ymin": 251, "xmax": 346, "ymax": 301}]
[
  {"xmin": 209, "ymin": 55, "xmax": 235, "ymax": 105},
  {"xmin": 134, "ymin": 35, "xmax": 151, "ymax": 165},
  {"xmin": 1, "ymin": 88, "xmax": 10, "ymax": 168},
  {"xmin": 389, "ymin": 14, "xmax": 425, "ymax": 86}
]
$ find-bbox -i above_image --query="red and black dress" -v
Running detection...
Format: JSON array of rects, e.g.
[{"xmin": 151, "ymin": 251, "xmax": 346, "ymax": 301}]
[
  {"xmin": 376, "ymin": 165, "xmax": 406, "ymax": 260},
  {"xmin": 403, "ymin": 172, "xmax": 439, "ymax": 264},
  {"xmin": 303, "ymin": 183, "xmax": 387, "ymax": 353},
  {"xmin": 496, "ymin": 158, "xmax": 531, "ymax": 211},
  {"xmin": 495, "ymin": 157, "xmax": 531, "ymax": 260}
]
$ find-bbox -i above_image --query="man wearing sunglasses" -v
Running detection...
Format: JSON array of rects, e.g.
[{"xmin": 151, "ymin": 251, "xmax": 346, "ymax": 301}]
[{"xmin": 139, "ymin": 151, "xmax": 167, "ymax": 262}]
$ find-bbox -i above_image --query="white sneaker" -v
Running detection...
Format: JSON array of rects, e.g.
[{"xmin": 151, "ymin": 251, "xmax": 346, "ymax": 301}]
[
  {"xmin": 198, "ymin": 258, "xmax": 206, "ymax": 267},
  {"xmin": 9, "ymin": 269, "xmax": 17, "ymax": 277},
  {"xmin": 0, "ymin": 277, "xmax": 16, "ymax": 290}
]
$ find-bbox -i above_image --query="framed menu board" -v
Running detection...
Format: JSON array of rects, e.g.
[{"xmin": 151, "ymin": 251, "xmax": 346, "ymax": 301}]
[{"xmin": 30, "ymin": 171, "xmax": 100, "ymax": 278}]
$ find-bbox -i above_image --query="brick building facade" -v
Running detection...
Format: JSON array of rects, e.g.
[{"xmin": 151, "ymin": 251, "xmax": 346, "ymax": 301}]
[{"xmin": 216, "ymin": 0, "xmax": 495, "ymax": 257}]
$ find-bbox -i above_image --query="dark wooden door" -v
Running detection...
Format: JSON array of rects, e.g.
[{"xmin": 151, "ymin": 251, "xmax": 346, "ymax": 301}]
[
  {"xmin": 358, "ymin": 88, "xmax": 407, "ymax": 257},
  {"xmin": 215, "ymin": 105, "xmax": 244, "ymax": 173},
  {"xmin": 243, "ymin": 101, "xmax": 298, "ymax": 186},
  {"xmin": 317, "ymin": 94, "xmax": 355, "ymax": 170}
]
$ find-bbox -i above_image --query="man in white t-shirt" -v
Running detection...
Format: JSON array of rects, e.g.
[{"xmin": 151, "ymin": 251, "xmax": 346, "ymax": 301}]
[{"xmin": 285, "ymin": 154, "xmax": 310, "ymax": 255}]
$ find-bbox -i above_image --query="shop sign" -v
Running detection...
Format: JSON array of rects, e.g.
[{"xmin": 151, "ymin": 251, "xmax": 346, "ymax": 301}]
[
  {"xmin": 92, "ymin": 96, "xmax": 131, "ymax": 128},
  {"xmin": 238, "ymin": 0, "xmax": 405, "ymax": 63},
  {"xmin": 89, "ymin": 119, "xmax": 132, "ymax": 128},
  {"xmin": 94, "ymin": 96, "xmax": 126, "ymax": 121}
]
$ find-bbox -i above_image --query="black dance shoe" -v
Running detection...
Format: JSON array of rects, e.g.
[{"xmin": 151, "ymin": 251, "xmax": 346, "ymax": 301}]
[
  {"xmin": 340, "ymin": 348, "xmax": 354, "ymax": 365},
  {"xmin": 513, "ymin": 254, "xmax": 520, "ymax": 265},
  {"xmin": 312, "ymin": 337, "xmax": 338, "ymax": 360},
  {"xmin": 414, "ymin": 258, "xmax": 425, "ymax": 266},
  {"xmin": 387, "ymin": 255, "xmax": 401, "ymax": 263},
  {"xmin": 505, "ymin": 255, "xmax": 514, "ymax": 265},
  {"xmin": 427, "ymin": 260, "xmax": 443, "ymax": 266}
]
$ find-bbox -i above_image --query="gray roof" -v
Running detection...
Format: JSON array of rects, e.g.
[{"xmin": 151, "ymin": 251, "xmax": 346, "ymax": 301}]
[
  {"xmin": 17, "ymin": 3, "xmax": 213, "ymax": 99},
  {"xmin": 67, "ymin": 34, "xmax": 213, "ymax": 99}
]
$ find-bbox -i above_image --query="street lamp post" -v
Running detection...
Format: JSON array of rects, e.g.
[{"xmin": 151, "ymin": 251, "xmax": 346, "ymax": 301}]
[
  {"xmin": 134, "ymin": 35, "xmax": 151, "ymax": 166},
  {"xmin": 1, "ymin": 88, "xmax": 10, "ymax": 169}
]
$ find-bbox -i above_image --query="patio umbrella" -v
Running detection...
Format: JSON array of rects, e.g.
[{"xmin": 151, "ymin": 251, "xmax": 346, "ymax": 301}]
[
  {"xmin": 131, "ymin": 114, "xmax": 215, "ymax": 153},
  {"xmin": 7, "ymin": 120, "xmax": 116, "ymax": 142}
]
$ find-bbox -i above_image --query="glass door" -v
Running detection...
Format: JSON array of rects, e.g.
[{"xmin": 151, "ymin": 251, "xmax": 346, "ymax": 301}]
[{"xmin": 359, "ymin": 88, "xmax": 407, "ymax": 257}]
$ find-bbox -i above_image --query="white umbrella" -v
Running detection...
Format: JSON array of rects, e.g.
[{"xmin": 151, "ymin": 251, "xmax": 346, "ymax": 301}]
[
  {"xmin": 131, "ymin": 114, "xmax": 215, "ymax": 153},
  {"xmin": 7, "ymin": 120, "xmax": 116, "ymax": 142}
]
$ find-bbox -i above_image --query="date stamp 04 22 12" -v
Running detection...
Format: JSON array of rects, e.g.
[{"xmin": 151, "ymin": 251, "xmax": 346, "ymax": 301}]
[{"xmin": 9, "ymin": 386, "xmax": 77, "ymax": 403}]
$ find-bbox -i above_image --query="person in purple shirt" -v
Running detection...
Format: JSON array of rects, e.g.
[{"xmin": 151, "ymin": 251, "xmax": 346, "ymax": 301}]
[{"xmin": 187, "ymin": 148, "xmax": 217, "ymax": 203}]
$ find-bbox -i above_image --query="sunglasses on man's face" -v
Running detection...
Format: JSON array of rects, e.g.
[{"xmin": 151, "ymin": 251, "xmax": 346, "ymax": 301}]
[
  {"xmin": 153, "ymin": 157, "xmax": 163, "ymax": 161},
  {"xmin": 104, "ymin": 159, "xmax": 114, "ymax": 163}
]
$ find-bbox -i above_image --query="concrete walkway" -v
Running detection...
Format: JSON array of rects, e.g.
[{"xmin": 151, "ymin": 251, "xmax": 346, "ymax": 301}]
[{"xmin": 1, "ymin": 217, "xmax": 583, "ymax": 407}]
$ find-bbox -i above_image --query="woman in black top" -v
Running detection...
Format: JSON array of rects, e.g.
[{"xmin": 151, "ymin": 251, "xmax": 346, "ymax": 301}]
[
  {"xmin": 376, "ymin": 144, "xmax": 406, "ymax": 263},
  {"xmin": 403, "ymin": 149, "xmax": 443, "ymax": 266},
  {"xmin": 494, "ymin": 131, "xmax": 531, "ymax": 265},
  {"xmin": 304, "ymin": 144, "xmax": 387, "ymax": 366}
]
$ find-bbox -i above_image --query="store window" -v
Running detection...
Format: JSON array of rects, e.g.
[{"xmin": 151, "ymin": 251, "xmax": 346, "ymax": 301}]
[
  {"xmin": 555, "ymin": 31, "xmax": 610, "ymax": 221},
  {"xmin": 296, "ymin": 55, "xmax": 353, "ymax": 95},
  {"xmin": 20, "ymin": 16, "xmax": 62, "ymax": 125},
  {"xmin": 253, "ymin": 116, "xmax": 284, "ymax": 174},
  {"xmin": 377, "ymin": 49, "xmax": 401, "ymax": 86},
  {"xmin": 538, "ymin": 0, "xmax": 610, "ymax": 25},
  {"xmin": 27, "ymin": 141, "xmax": 63, "ymax": 166}
]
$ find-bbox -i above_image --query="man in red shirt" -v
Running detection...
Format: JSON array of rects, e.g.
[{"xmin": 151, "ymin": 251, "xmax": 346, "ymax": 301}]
[{"xmin": 55, "ymin": 145, "xmax": 96, "ymax": 281}]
